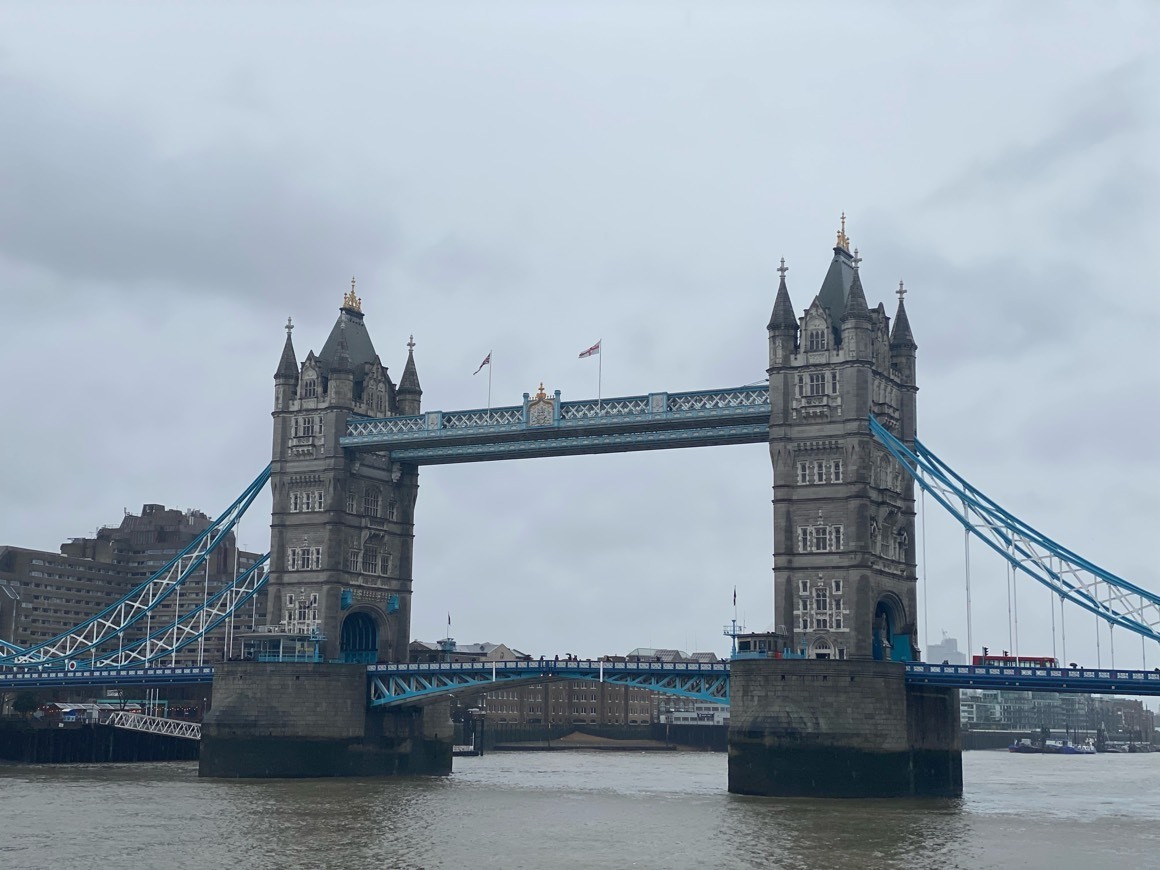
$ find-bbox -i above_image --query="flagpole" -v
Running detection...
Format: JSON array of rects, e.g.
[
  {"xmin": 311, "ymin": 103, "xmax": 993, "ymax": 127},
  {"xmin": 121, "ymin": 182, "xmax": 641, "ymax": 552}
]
[
  {"xmin": 598, "ymin": 339, "xmax": 602, "ymax": 408},
  {"xmin": 487, "ymin": 352, "xmax": 493, "ymax": 422}
]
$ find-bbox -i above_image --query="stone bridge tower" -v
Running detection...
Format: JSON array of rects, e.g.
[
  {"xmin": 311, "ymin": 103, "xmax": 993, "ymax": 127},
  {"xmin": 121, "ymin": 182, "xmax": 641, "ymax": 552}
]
[
  {"xmin": 729, "ymin": 220, "xmax": 957, "ymax": 800},
  {"xmin": 766, "ymin": 217, "xmax": 920, "ymax": 661},
  {"xmin": 265, "ymin": 282, "xmax": 421, "ymax": 663}
]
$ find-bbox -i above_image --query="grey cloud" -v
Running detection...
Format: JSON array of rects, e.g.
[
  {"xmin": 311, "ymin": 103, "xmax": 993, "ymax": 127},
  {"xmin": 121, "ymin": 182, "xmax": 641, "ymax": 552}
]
[
  {"xmin": 0, "ymin": 73, "xmax": 397, "ymax": 300},
  {"xmin": 926, "ymin": 58, "xmax": 1151, "ymax": 206}
]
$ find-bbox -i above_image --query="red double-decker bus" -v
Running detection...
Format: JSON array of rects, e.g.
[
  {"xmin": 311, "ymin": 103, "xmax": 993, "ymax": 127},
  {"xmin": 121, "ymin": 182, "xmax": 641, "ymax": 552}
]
[{"xmin": 972, "ymin": 649, "xmax": 1058, "ymax": 668}]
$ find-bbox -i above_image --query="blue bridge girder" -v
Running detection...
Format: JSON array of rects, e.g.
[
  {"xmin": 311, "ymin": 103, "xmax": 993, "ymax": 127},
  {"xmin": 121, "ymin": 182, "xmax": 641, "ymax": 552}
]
[
  {"xmin": 904, "ymin": 662, "xmax": 1160, "ymax": 695},
  {"xmin": 340, "ymin": 385, "xmax": 771, "ymax": 463},
  {"xmin": 367, "ymin": 659, "xmax": 732, "ymax": 707},
  {"xmin": 6, "ymin": 661, "xmax": 1160, "ymax": 698},
  {"xmin": 0, "ymin": 665, "xmax": 216, "ymax": 690}
]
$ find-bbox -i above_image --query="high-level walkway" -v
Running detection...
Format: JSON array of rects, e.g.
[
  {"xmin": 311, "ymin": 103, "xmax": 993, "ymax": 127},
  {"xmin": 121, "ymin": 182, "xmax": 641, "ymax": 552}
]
[{"xmin": 341, "ymin": 386, "xmax": 770, "ymax": 463}]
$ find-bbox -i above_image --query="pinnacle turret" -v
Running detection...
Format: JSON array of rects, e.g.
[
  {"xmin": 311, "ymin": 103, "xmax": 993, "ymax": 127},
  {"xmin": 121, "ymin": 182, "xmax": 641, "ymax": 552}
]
[
  {"xmin": 768, "ymin": 258, "xmax": 798, "ymax": 331},
  {"xmin": 890, "ymin": 282, "xmax": 917, "ymax": 350},
  {"xmin": 275, "ymin": 317, "xmax": 299, "ymax": 382},
  {"xmin": 841, "ymin": 268, "xmax": 871, "ymax": 322},
  {"xmin": 397, "ymin": 335, "xmax": 422, "ymax": 415}
]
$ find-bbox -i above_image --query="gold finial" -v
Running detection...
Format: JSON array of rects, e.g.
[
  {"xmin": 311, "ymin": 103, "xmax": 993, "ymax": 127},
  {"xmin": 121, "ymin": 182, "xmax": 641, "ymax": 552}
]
[
  {"xmin": 342, "ymin": 276, "xmax": 362, "ymax": 312},
  {"xmin": 897, "ymin": 280, "xmax": 907, "ymax": 301},
  {"xmin": 407, "ymin": 334, "xmax": 415, "ymax": 352},
  {"xmin": 535, "ymin": 382, "xmax": 548, "ymax": 401},
  {"xmin": 835, "ymin": 212, "xmax": 850, "ymax": 251},
  {"xmin": 777, "ymin": 257, "xmax": 788, "ymax": 279},
  {"xmin": 285, "ymin": 316, "xmax": 294, "ymax": 336}
]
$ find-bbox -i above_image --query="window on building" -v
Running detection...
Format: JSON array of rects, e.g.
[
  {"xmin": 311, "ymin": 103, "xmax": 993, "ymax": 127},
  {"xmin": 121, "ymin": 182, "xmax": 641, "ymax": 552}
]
[
  {"xmin": 807, "ymin": 329, "xmax": 827, "ymax": 351},
  {"xmin": 808, "ymin": 372, "xmax": 826, "ymax": 396},
  {"xmin": 387, "ymin": 499, "xmax": 398, "ymax": 521},
  {"xmin": 834, "ymin": 611, "xmax": 843, "ymax": 630},
  {"xmin": 837, "ymin": 648, "xmax": 846, "ymax": 660},
  {"xmin": 815, "ymin": 588, "xmax": 828, "ymax": 612},
  {"xmin": 303, "ymin": 491, "xmax": 314, "ymax": 512},
  {"xmin": 380, "ymin": 553, "xmax": 391, "ymax": 575},
  {"xmin": 364, "ymin": 488, "xmax": 381, "ymax": 518},
  {"xmin": 346, "ymin": 489, "xmax": 357, "ymax": 514},
  {"xmin": 347, "ymin": 549, "xmax": 360, "ymax": 572},
  {"xmin": 813, "ymin": 460, "xmax": 826, "ymax": 483},
  {"xmin": 797, "ymin": 462, "xmax": 809, "ymax": 485},
  {"xmin": 832, "ymin": 579, "xmax": 842, "ymax": 594},
  {"xmin": 831, "ymin": 460, "xmax": 843, "ymax": 483},
  {"xmin": 830, "ymin": 371, "xmax": 839, "ymax": 395},
  {"xmin": 287, "ymin": 549, "xmax": 299, "ymax": 571},
  {"xmin": 795, "ymin": 374, "xmax": 804, "ymax": 397},
  {"xmin": 810, "ymin": 526, "xmax": 828, "ymax": 552},
  {"xmin": 290, "ymin": 492, "xmax": 301, "ymax": 512},
  {"xmin": 303, "ymin": 379, "xmax": 317, "ymax": 399},
  {"xmin": 799, "ymin": 579, "xmax": 809, "ymax": 594},
  {"xmin": 300, "ymin": 415, "xmax": 315, "ymax": 437},
  {"xmin": 798, "ymin": 525, "xmax": 844, "ymax": 552},
  {"xmin": 312, "ymin": 547, "xmax": 322, "ymax": 570},
  {"xmin": 362, "ymin": 546, "xmax": 379, "ymax": 575}
]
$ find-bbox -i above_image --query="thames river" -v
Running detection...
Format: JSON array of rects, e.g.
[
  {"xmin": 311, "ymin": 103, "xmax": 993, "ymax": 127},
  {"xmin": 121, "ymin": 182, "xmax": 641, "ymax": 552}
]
[{"xmin": 2, "ymin": 751, "xmax": 1158, "ymax": 869}]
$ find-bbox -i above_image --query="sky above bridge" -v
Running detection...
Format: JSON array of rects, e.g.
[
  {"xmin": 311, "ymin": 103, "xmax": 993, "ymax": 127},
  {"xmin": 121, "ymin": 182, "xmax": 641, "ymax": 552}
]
[{"xmin": 0, "ymin": 3, "xmax": 1157, "ymax": 666}]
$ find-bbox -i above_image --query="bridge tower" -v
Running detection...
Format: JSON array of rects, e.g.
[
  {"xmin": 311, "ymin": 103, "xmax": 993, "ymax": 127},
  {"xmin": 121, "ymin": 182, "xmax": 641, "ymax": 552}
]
[
  {"xmin": 266, "ymin": 283, "xmax": 420, "ymax": 663},
  {"xmin": 766, "ymin": 219, "xmax": 920, "ymax": 661},
  {"xmin": 729, "ymin": 219, "xmax": 959, "ymax": 799}
]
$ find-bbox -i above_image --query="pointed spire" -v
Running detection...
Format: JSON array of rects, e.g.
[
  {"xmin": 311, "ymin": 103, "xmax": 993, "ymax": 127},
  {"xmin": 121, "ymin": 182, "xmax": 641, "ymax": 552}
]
[
  {"xmin": 275, "ymin": 316, "xmax": 299, "ymax": 381},
  {"xmin": 399, "ymin": 334, "xmax": 421, "ymax": 393},
  {"xmin": 767, "ymin": 257, "xmax": 798, "ymax": 330},
  {"xmin": 835, "ymin": 212, "xmax": 850, "ymax": 252},
  {"xmin": 890, "ymin": 281, "xmax": 917, "ymax": 349},
  {"xmin": 331, "ymin": 321, "xmax": 353, "ymax": 374},
  {"xmin": 842, "ymin": 269, "xmax": 871, "ymax": 321}
]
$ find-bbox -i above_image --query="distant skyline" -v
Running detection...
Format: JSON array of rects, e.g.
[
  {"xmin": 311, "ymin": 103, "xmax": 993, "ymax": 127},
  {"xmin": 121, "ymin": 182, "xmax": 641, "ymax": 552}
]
[{"xmin": 0, "ymin": 3, "xmax": 1157, "ymax": 663}]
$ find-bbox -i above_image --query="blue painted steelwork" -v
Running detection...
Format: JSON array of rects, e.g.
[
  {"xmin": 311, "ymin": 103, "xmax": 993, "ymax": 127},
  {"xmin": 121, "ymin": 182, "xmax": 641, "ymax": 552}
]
[
  {"xmin": 905, "ymin": 663, "xmax": 1160, "ymax": 696},
  {"xmin": 367, "ymin": 658, "xmax": 731, "ymax": 707},
  {"xmin": 7, "ymin": 659, "xmax": 1160, "ymax": 700},
  {"xmin": 870, "ymin": 416, "xmax": 1160, "ymax": 644},
  {"xmin": 341, "ymin": 386, "xmax": 770, "ymax": 463},
  {"xmin": 0, "ymin": 666, "xmax": 215, "ymax": 690},
  {"xmin": 90, "ymin": 556, "xmax": 270, "ymax": 668},
  {"xmin": 0, "ymin": 466, "xmax": 272, "ymax": 669}
]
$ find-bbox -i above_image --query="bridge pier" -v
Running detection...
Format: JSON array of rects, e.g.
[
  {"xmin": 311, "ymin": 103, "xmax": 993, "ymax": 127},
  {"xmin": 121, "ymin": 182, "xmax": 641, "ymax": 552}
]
[
  {"xmin": 199, "ymin": 663, "xmax": 452, "ymax": 778},
  {"xmin": 728, "ymin": 659, "xmax": 961, "ymax": 798}
]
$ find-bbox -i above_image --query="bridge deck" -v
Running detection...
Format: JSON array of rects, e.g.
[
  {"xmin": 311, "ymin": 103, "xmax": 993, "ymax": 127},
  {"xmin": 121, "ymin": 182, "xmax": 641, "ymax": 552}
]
[
  {"xmin": 6, "ymin": 662, "xmax": 1160, "ymax": 698},
  {"xmin": 340, "ymin": 386, "xmax": 771, "ymax": 463}
]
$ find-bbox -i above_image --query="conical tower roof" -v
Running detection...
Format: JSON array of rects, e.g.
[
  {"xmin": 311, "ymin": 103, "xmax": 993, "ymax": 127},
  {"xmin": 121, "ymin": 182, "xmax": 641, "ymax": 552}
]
[
  {"xmin": 275, "ymin": 317, "xmax": 299, "ymax": 381},
  {"xmin": 331, "ymin": 322, "xmax": 353, "ymax": 375},
  {"xmin": 890, "ymin": 282, "xmax": 917, "ymax": 349},
  {"xmin": 318, "ymin": 280, "xmax": 378, "ymax": 378},
  {"xmin": 767, "ymin": 259, "xmax": 797, "ymax": 330},
  {"xmin": 842, "ymin": 267, "xmax": 871, "ymax": 322},
  {"xmin": 399, "ymin": 335, "xmax": 422, "ymax": 394}
]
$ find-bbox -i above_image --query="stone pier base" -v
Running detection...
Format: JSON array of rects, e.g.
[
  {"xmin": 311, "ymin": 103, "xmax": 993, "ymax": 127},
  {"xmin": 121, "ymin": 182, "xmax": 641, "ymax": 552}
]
[
  {"xmin": 199, "ymin": 662, "xmax": 452, "ymax": 778},
  {"xmin": 728, "ymin": 659, "xmax": 961, "ymax": 798}
]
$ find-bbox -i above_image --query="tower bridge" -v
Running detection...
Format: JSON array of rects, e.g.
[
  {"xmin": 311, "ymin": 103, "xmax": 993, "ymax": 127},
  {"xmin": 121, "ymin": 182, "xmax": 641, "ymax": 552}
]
[{"xmin": 2, "ymin": 220, "xmax": 1154, "ymax": 796}]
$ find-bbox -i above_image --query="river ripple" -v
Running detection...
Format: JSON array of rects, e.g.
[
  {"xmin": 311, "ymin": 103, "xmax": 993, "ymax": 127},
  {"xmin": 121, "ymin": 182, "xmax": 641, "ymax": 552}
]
[{"xmin": 2, "ymin": 751, "xmax": 1158, "ymax": 869}]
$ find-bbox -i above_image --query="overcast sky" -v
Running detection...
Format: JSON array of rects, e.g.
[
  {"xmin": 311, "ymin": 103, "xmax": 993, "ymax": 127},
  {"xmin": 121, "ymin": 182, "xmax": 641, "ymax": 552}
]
[{"xmin": 0, "ymin": 2, "xmax": 1157, "ymax": 665}]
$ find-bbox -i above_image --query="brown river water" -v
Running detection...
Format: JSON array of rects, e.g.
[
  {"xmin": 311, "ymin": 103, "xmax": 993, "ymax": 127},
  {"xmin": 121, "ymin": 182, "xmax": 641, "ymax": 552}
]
[{"xmin": 2, "ymin": 750, "xmax": 1158, "ymax": 869}]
